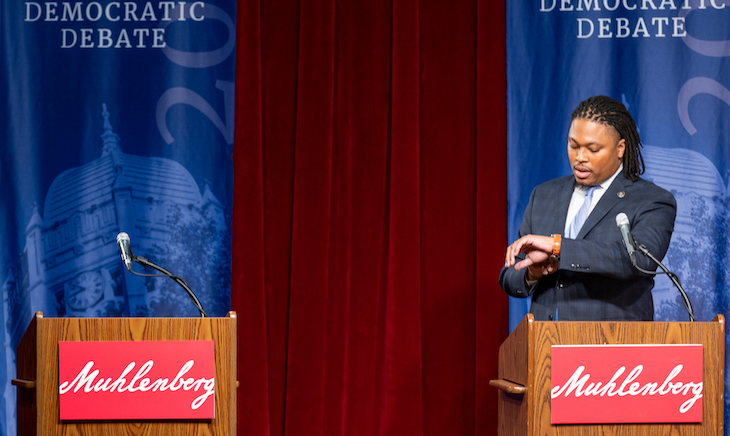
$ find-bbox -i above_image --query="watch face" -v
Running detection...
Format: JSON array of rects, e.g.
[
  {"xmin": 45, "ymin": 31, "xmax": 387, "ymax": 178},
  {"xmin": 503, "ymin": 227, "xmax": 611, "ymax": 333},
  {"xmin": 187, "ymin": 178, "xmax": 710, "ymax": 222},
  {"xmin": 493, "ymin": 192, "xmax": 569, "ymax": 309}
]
[{"xmin": 66, "ymin": 271, "xmax": 104, "ymax": 310}]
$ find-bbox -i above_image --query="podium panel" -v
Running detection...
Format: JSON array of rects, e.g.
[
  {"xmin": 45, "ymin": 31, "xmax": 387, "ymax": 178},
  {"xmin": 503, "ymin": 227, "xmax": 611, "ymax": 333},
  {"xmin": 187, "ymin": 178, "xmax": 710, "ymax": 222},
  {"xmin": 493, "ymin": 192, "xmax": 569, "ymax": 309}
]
[
  {"xmin": 490, "ymin": 314, "xmax": 725, "ymax": 436},
  {"xmin": 12, "ymin": 312, "xmax": 237, "ymax": 436}
]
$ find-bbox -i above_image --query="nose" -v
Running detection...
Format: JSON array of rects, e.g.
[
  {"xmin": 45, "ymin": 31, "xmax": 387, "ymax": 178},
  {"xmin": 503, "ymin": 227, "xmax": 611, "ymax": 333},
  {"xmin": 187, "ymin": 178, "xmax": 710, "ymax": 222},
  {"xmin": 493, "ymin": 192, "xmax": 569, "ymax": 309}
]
[{"xmin": 575, "ymin": 147, "xmax": 587, "ymax": 162}]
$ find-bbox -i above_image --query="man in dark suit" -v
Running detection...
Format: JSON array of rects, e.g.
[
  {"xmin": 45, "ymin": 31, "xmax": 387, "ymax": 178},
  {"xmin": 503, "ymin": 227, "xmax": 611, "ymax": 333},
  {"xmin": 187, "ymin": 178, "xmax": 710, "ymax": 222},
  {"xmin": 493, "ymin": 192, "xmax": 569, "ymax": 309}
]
[{"xmin": 500, "ymin": 95, "xmax": 676, "ymax": 321}]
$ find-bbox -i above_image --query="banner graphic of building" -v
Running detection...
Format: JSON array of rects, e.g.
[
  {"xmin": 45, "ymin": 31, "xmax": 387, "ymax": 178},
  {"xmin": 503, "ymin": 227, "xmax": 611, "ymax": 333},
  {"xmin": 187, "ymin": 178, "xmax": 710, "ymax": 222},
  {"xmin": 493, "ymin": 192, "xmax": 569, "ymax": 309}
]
[{"xmin": 0, "ymin": 1, "xmax": 236, "ymax": 434}]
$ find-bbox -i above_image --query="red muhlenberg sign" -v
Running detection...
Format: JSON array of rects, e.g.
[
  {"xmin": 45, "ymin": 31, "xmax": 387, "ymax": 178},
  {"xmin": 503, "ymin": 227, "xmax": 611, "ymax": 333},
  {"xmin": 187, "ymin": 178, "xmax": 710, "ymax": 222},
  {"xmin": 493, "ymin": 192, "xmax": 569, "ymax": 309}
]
[
  {"xmin": 58, "ymin": 341, "xmax": 215, "ymax": 420},
  {"xmin": 551, "ymin": 344, "xmax": 703, "ymax": 424}
]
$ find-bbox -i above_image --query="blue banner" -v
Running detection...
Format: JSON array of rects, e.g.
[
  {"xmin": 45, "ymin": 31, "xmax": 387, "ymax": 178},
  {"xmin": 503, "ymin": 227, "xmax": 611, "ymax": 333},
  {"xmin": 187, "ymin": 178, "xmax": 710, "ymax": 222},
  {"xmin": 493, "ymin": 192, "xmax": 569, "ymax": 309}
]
[
  {"xmin": 0, "ymin": 1, "xmax": 235, "ymax": 433},
  {"xmin": 508, "ymin": 0, "xmax": 730, "ymax": 426}
]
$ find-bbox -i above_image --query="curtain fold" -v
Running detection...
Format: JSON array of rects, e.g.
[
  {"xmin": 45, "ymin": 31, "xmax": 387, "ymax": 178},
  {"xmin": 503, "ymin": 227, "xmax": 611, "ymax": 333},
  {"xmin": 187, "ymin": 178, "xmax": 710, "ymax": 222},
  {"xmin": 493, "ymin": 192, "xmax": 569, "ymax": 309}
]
[
  {"xmin": 475, "ymin": 1, "xmax": 509, "ymax": 433},
  {"xmin": 232, "ymin": 0, "xmax": 270, "ymax": 433},
  {"xmin": 233, "ymin": 0, "xmax": 507, "ymax": 434}
]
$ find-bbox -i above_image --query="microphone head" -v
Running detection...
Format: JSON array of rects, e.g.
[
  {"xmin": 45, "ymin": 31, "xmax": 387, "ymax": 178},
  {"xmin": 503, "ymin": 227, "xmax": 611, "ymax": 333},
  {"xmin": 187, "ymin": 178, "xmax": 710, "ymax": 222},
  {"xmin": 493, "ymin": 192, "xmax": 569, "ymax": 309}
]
[
  {"xmin": 116, "ymin": 232, "xmax": 130, "ymax": 245},
  {"xmin": 615, "ymin": 213, "xmax": 629, "ymax": 227},
  {"xmin": 116, "ymin": 232, "xmax": 133, "ymax": 271}
]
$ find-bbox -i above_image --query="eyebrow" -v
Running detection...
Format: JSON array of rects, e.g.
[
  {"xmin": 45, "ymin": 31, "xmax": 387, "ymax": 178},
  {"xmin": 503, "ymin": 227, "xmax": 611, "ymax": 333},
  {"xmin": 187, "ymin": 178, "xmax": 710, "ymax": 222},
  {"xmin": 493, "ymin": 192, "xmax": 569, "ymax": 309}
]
[{"xmin": 568, "ymin": 137, "xmax": 603, "ymax": 147}]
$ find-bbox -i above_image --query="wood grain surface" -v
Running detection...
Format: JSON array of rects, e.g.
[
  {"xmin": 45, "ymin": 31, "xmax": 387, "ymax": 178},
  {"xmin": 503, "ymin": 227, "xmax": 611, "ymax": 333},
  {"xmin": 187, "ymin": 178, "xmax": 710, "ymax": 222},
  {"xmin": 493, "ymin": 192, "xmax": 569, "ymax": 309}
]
[
  {"xmin": 14, "ymin": 312, "xmax": 237, "ymax": 436},
  {"xmin": 492, "ymin": 315, "xmax": 725, "ymax": 436},
  {"xmin": 494, "ymin": 314, "xmax": 534, "ymax": 436}
]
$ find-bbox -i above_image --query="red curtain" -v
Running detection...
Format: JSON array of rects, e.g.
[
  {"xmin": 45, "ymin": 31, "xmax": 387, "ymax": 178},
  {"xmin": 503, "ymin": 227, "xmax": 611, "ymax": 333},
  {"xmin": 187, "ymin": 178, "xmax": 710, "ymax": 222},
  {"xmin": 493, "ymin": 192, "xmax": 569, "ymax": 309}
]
[{"xmin": 232, "ymin": 0, "xmax": 508, "ymax": 434}]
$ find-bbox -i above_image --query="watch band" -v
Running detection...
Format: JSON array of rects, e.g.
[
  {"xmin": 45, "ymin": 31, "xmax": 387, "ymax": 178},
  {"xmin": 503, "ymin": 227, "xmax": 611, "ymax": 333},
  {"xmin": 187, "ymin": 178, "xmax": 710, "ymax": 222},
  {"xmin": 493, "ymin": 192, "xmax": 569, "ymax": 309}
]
[{"xmin": 551, "ymin": 234, "xmax": 561, "ymax": 257}]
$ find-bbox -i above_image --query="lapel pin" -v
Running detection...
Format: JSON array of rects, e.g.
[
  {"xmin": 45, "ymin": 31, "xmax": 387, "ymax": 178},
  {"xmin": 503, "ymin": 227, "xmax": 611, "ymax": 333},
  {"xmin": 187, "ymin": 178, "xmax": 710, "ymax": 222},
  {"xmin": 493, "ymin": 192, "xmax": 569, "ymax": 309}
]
[{"xmin": 617, "ymin": 191, "xmax": 625, "ymax": 198}]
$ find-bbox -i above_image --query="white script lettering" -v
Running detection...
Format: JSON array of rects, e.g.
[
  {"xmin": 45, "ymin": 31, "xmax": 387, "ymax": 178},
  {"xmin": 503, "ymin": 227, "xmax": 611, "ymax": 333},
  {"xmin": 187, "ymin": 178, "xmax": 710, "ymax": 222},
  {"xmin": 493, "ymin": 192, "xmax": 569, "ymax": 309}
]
[
  {"xmin": 551, "ymin": 364, "xmax": 703, "ymax": 413},
  {"xmin": 59, "ymin": 360, "xmax": 215, "ymax": 410}
]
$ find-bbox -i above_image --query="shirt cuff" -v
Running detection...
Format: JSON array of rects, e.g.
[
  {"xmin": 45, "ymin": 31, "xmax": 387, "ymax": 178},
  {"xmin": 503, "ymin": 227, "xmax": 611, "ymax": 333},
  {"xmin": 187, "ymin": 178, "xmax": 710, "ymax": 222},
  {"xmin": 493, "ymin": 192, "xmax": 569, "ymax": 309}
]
[{"xmin": 525, "ymin": 272, "xmax": 539, "ymax": 289}]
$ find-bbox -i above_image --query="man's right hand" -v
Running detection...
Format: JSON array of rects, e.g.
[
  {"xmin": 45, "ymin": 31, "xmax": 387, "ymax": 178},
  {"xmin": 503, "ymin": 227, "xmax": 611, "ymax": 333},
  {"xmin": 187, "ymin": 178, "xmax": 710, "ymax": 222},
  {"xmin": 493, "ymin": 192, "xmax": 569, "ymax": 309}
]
[{"xmin": 504, "ymin": 234, "xmax": 560, "ymax": 280}]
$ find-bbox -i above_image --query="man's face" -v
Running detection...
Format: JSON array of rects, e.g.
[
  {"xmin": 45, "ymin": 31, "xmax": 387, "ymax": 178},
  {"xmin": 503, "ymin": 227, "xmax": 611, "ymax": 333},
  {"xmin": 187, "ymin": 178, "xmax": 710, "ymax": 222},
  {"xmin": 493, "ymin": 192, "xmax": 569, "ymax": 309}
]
[{"xmin": 567, "ymin": 118, "xmax": 625, "ymax": 186}]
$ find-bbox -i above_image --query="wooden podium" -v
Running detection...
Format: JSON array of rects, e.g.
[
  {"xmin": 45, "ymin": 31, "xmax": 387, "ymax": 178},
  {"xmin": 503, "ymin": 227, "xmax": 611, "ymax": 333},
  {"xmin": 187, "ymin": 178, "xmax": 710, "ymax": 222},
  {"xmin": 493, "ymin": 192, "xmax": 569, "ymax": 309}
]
[
  {"xmin": 490, "ymin": 314, "xmax": 725, "ymax": 435},
  {"xmin": 12, "ymin": 312, "xmax": 238, "ymax": 435}
]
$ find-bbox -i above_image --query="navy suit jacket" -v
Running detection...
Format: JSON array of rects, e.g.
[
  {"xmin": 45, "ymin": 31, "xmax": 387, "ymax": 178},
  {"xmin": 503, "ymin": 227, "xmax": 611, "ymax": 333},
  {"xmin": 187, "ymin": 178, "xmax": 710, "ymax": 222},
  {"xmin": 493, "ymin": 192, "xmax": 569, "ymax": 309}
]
[{"xmin": 499, "ymin": 171, "xmax": 677, "ymax": 321}]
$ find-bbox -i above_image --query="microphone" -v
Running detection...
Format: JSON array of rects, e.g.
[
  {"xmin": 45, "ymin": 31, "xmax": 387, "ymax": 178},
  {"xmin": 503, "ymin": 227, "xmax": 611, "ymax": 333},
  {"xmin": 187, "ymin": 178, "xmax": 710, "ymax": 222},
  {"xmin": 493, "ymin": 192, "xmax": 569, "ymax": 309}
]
[
  {"xmin": 116, "ymin": 232, "xmax": 134, "ymax": 272},
  {"xmin": 114, "ymin": 232, "xmax": 208, "ymax": 317},
  {"xmin": 614, "ymin": 213, "xmax": 696, "ymax": 322},
  {"xmin": 615, "ymin": 213, "xmax": 636, "ymax": 264}
]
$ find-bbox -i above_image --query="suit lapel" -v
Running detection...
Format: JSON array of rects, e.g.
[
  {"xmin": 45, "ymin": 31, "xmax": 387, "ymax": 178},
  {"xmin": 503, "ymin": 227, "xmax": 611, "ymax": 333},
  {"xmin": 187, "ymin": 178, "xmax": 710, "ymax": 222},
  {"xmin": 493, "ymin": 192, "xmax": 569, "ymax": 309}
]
[
  {"xmin": 577, "ymin": 172, "xmax": 633, "ymax": 239},
  {"xmin": 554, "ymin": 176, "xmax": 576, "ymax": 235}
]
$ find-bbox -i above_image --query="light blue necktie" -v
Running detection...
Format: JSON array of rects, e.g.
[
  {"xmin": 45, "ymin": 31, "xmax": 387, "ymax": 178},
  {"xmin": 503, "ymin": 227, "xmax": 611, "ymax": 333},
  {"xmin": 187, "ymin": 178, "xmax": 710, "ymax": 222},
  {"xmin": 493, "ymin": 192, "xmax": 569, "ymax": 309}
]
[
  {"xmin": 568, "ymin": 186, "xmax": 599, "ymax": 239},
  {"xmin": 557, "ymin": 185, "xmax": 599, "ymax": 321}
]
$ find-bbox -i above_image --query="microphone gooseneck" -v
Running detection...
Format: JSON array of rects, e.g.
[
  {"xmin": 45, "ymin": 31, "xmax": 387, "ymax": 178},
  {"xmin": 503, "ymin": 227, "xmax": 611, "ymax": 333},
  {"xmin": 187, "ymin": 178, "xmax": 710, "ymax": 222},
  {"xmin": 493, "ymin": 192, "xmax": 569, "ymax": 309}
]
[{"xmin": 634, "ymin": 243, "xmax": 695, "ymax": 322}]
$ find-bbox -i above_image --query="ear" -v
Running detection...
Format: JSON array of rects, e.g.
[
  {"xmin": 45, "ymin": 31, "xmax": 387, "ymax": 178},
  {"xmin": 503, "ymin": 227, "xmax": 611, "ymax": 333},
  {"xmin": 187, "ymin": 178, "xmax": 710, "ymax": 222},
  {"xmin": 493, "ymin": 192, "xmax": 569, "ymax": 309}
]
[{"xmin": 617, "ymin": 138, "xmax": 626, "ymax": 160}]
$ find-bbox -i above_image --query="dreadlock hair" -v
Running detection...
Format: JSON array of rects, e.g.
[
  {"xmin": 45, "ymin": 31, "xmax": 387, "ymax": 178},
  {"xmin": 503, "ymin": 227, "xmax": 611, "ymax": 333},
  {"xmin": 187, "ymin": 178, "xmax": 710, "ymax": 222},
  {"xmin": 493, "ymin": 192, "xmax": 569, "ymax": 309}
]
[{"xmin": 571, "ymin": 95, "xmax": 644, "ymax": 182}]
